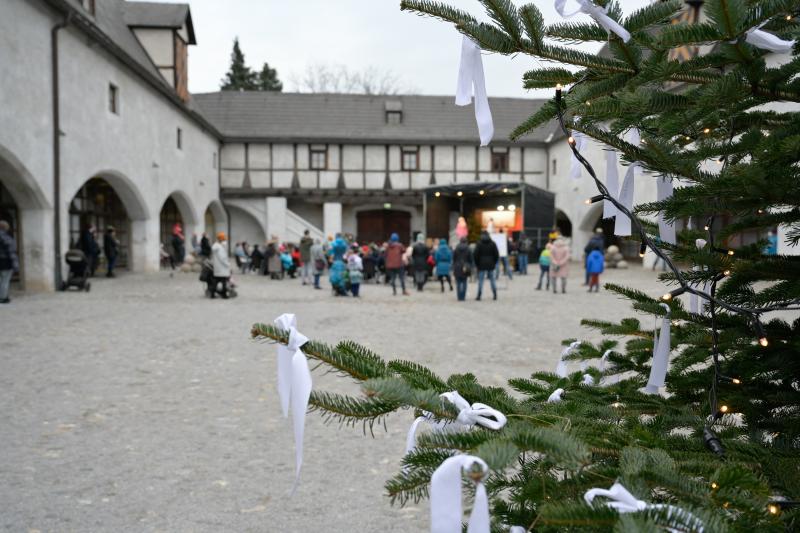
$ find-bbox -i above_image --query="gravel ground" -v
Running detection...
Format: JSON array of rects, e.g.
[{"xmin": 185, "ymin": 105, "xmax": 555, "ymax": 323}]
[{"xmin": 0, "ymin": 263, "xmax": 666, "ymax": 532}]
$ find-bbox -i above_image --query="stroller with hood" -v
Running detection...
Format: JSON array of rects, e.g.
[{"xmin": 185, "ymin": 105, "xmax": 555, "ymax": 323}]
[
  {"xmin": 61, "ymin": 249, "xmax": 91, "ymax": 292},
  {"xmin": 199, "ymin": 258, "xmax": 237, "ymax": 298}
]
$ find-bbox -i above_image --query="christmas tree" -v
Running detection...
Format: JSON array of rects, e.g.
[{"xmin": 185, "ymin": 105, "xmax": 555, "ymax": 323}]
[{"xmin": 253, "ymin": 1, "xmax": 799, "ymax": 530}]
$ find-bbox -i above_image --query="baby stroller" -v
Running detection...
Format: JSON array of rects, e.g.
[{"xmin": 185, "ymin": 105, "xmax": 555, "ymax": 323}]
[
  {"xmin": 200, "ymin": 258, "xmax": 238, "ymax": 298},
  {"xmin": 62, "ymin": 249, "xmax": 91, "ymax": 292}
]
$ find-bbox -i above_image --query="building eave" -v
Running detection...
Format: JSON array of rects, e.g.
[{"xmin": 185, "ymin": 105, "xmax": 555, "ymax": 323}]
[{"xmin": 220, "ymin": 135, "xmax": 548, "ymax": 147}]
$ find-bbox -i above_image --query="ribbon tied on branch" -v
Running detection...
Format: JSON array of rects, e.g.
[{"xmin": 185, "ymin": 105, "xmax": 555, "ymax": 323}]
[{"xmin": 274, "ymin": 313, "xmax": 312, "ymax": 494}]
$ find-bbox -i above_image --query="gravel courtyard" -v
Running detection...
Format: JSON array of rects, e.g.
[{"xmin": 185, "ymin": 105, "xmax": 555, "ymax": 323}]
[{"xmin": 1, "ymin": 264, "xmax": 666, "ymax": 532}]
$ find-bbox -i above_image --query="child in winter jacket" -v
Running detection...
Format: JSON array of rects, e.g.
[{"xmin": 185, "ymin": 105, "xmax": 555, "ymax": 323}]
[
  {"xmin": 536, "ymin": 245, "xmax": 552, "ymax": 290},
  {"xmin": 586, "ymin": 249, "xmax": 605, "ymax": 292}
]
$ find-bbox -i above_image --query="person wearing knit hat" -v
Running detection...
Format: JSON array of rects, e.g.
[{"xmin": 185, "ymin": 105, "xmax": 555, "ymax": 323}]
[{"xmin": 210, "ymin": 231, "xmax": 231, "ymax": 298}]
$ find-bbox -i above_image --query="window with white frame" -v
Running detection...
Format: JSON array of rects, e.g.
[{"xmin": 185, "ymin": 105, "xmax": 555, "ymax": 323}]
[
  {"xmin": 310, "ymin": 146, "xmax": 328, "ymax": 170},
  {"xmin": 401, "ymin": 148, "xmax": 419, "ymax": 171}
]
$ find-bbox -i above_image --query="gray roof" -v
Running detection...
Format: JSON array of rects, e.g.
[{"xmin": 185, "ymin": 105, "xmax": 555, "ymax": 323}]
[
  {"xmin": 123, "ymin": 1, "xmax": 196, "ymax": 44},
  {"xmin": 191, "ymin": 92, "xmax": 560, "ymax": 146}
]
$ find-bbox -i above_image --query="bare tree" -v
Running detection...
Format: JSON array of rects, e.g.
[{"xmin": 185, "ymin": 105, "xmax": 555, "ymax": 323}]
[{"xmin": 289, "ymin": 63, "xmax": 415, "ymax": 94}]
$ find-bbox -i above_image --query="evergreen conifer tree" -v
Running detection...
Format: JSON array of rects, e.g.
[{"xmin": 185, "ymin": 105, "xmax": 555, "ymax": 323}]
[
  {"xmin": 220, "ymin": 37, "xmax": 257, "ymax": 91},
  {"xmin": 253, "ymin": 1, "xmax": 799, "ymax": 530},
  {"xmin": 256, "ymin": 62, "xmax": 283, "ymax": 91}
]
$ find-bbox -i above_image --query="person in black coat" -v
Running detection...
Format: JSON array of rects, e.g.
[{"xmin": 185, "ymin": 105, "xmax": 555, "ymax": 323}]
[
  {"xmin": 473, "ymin": 231, "xmax": 499, "ymax": 301},
  {"xmin": 200, "ymin": 232, "xmax": 212, "ymax": 258},
  {"xmin": 452, "ymin": 237, "xmax": 474, "ymax": 301},
  {"xmin": 411, "ymin": 234, "xmax": 429, "ymax": 291},
  {"xmin": 103, "ymin": 226, "xmax": 119, "ymax": 277},
  {"xmin": 79, "ymin": 225, "xmax": 100, "ymax": 276}
]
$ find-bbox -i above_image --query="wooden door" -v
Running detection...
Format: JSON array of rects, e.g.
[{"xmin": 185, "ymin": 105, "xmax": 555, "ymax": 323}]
[{"xmin": 357, "ymin": 210, "xmax": 411, "ymax": 244}]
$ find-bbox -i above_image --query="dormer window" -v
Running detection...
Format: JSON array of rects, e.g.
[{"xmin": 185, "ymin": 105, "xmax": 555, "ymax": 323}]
[{"xmin": 385, "ymin": 101, "xmax": 403, "ymax": 124}]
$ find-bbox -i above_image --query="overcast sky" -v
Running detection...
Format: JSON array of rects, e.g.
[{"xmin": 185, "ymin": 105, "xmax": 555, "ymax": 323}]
[{"xmin": 164, "ymin": 0, "xmax": 650, "ymax": 97}]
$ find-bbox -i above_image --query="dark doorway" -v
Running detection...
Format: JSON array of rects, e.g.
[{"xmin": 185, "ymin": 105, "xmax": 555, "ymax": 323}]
[
  {"xmin": 160, "ymin": 196, "xmax": 184, "ymax": 250},
  {"xmin": 69, "ymin": 177, "xmax": 130, "ymax": 270},
  {"xmin": 555, "ymin": 209, "xmax": 572, "ymax": 237},
  {"xmin": 357, "ymin": 209, "xmax": 411, "ymax": 244},
  {"xmin": 0, "ymin": 180, "xmax": 20, "ymax": 282}
]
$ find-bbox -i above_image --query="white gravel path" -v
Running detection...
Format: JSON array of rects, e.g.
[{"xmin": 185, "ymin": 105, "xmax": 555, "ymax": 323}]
[{"xmin": 0, "ymin": 264, "xmax": 666, "ymax": 532}]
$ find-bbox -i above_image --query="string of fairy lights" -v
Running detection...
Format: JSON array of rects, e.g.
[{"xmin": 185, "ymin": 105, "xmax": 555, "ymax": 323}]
[
  {"xmin": 552, "ymin": 76, "xmax": 800, "ymax": 515},
  {"xmin": 552, "ymin": 83, "xmax": 798, "ymax": 464}
]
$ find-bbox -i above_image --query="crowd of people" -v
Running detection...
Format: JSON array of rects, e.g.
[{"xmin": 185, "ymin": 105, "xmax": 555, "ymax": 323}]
[
  {"xmin": 6, "ymin": 215, "xmax": 609, "ymax": 303},
  {"xmin": 203, "ymin": 223, "xmax": 606, "ymax": 302}
]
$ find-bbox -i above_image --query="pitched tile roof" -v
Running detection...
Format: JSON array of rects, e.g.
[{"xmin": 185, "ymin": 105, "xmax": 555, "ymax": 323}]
[{"xmin": 191, "ymin": 92, "xmax": 560, "ymax": 146}]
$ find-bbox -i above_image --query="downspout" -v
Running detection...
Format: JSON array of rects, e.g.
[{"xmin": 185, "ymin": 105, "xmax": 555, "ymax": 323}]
[
  {"xmin": 219, "ymin": 141, "xmax": 231, "ymax": 253},
  {"xmin": 52, "ymin": 13, "xmax": 71, "ymax": 290}
]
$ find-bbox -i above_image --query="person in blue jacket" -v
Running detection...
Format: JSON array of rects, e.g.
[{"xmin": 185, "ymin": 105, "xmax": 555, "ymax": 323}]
[
  {"xmin": 586, "ymin": 248, "xmax": 605, "ymax": 292},
  {"xmin": 328, "ymin": 234, "xmax": 348, "ymax": 296},
  {"xmin": 434, "ymin": 238, "xmax": 453, "ymax": 292}
]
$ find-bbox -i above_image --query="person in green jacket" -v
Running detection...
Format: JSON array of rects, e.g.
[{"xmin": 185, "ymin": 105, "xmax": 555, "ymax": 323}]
[{"xmin": 536, "ymin": 243, "xmax": 552, "ymax": 291}]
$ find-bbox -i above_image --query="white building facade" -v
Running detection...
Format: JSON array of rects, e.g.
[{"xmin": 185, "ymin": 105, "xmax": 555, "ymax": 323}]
[
  {"xmin": 12, "ymin": 0, "xmax": 763, "ymax": 293},
  {"xmin": 0, "ymin": 0, "xmax": 225, "ymax": 291}
]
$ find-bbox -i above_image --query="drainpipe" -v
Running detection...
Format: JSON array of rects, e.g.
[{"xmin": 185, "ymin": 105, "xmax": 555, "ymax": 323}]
[{"xmin": 52, "ymin": 13, "xmax": 71, "ymax": 290}]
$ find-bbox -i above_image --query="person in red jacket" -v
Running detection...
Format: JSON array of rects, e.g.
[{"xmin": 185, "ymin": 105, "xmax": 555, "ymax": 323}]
[{"xmin": 384, "ymin": 233, "xmax": 409, "ymax": 296}]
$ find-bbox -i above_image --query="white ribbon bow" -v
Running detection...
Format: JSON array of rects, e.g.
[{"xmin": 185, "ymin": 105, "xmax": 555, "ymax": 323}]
[
  {"xmin": 456, "ymin": 36, "xmax": 494, "ymax": 146},
  {"xmin": 645, "ymin": 303, "xmax": 671, "ymax": 394},
  {"xmin": 599, "ymin": 349, "xmax": 621, "ymax": 386},
  {"xmin": 555, "ymin": 0, "xmax": 631, "ymax": 42},
  {"xmin": 585, "ymin": 482, "xmax": 705, "ymax": 532},
  {"xmin": 603, "ymin": 149, "xmax": 620, "ymax": 219},
  {"xmin": 274, "ymin": 313, "xmax": 312, "ymax": 493},
  {"xmin": 614, "ymin": 128, "xmax": 640, "ymax": 237},
  {"xmin": 556, "ymin": 341, "xmax": 581, "ymax": 378},
  {"xmin": 569, "ymin": 129, "xmax": 587, "ymax": 179},
  {"xmin": 441, "ymin": 391, "xmax": 508, "ymax": 430},
  {"xmin": 656, "ymin": 177, "xmax": 676, "ymax": 245},
  {"xmin": 582, "ymin": 374, "xmax": 595, "ymax": 385},
  {"xmin": 431, "ymin": 455, "xmax": 490, "ymax": 533},
  {"xmin": 742, "ymin": 22, "xmax": 795, "ymax": 53},
  {"xmin": 689, "ymin": 239, "xmax": 707, "ymax": 314},
  {"xmin": 405, "ymin": 391, "xmax": 506, "ymax": 455},
  {"xmin": 547, "ymin": 388, "xmax": 565, "ymax": 403}
]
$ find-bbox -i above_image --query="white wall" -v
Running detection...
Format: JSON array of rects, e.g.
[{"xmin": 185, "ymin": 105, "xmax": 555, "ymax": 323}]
[{"xmin": 0, "ymin": 0, "xmax": 221, "ymax": 289}]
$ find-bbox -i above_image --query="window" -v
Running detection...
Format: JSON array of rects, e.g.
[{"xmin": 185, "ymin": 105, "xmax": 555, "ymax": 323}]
[
  {"xmin": 310, "ymin": 146, "xmax": 327, "ymax": 170},
  {"xmin": 402, "ymin": 149, "xmax": 419, "ymax": 171},
  {"xmin": 552, "ymin": 158, "xmax": 557, "ymax": 175},
  {"xmin": 176, "ymin": 128, "xmax": 182, "ymax": 150},
  {"xmin": 108, "ymin": 84, "xmax": 118, "ymax": 114},
  {"xmin": 386, "ymin": 111, "xmax": 403, "ymax": 125},
  {"xmin": 491, "ymin": 148, "xmax": 509, "ymax": 172},
  {"xmin": 213, "ymin": 152, "xmax": 217, "ymax": 169}
]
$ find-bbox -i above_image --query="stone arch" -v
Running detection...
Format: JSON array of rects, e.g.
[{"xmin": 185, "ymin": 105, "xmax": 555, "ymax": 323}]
[
  {"xmin": 204, "ymin": 199, "xmax": 227, "ymax": 236},
  {"xmin": 0, "ymin": 144, "xmax": 49, "ymax": 210},
  {"xmin": 86, "ymin": 170, "xmax": 150, "ymax": 221},
  {"xmin": 0, "ymin": 144, "xmax": 51, "ymax": 290},
  {"xmin": 160, "ymin": 190, "xmax": 199, "ymax": 232},
  {"xmin": 555, "ymin": 208, "xmax": 572, "ymax": 238},
  {"xmin": 579, "ymin": 202, "xmax": 603, "ymax": 232},
  {"xmin": 67, "ymin": 172, "xmax": 150, "ymax": 273},
  {"xmin": 227, "ymin": 204, "xmax": 266, "ymax": 246}
]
